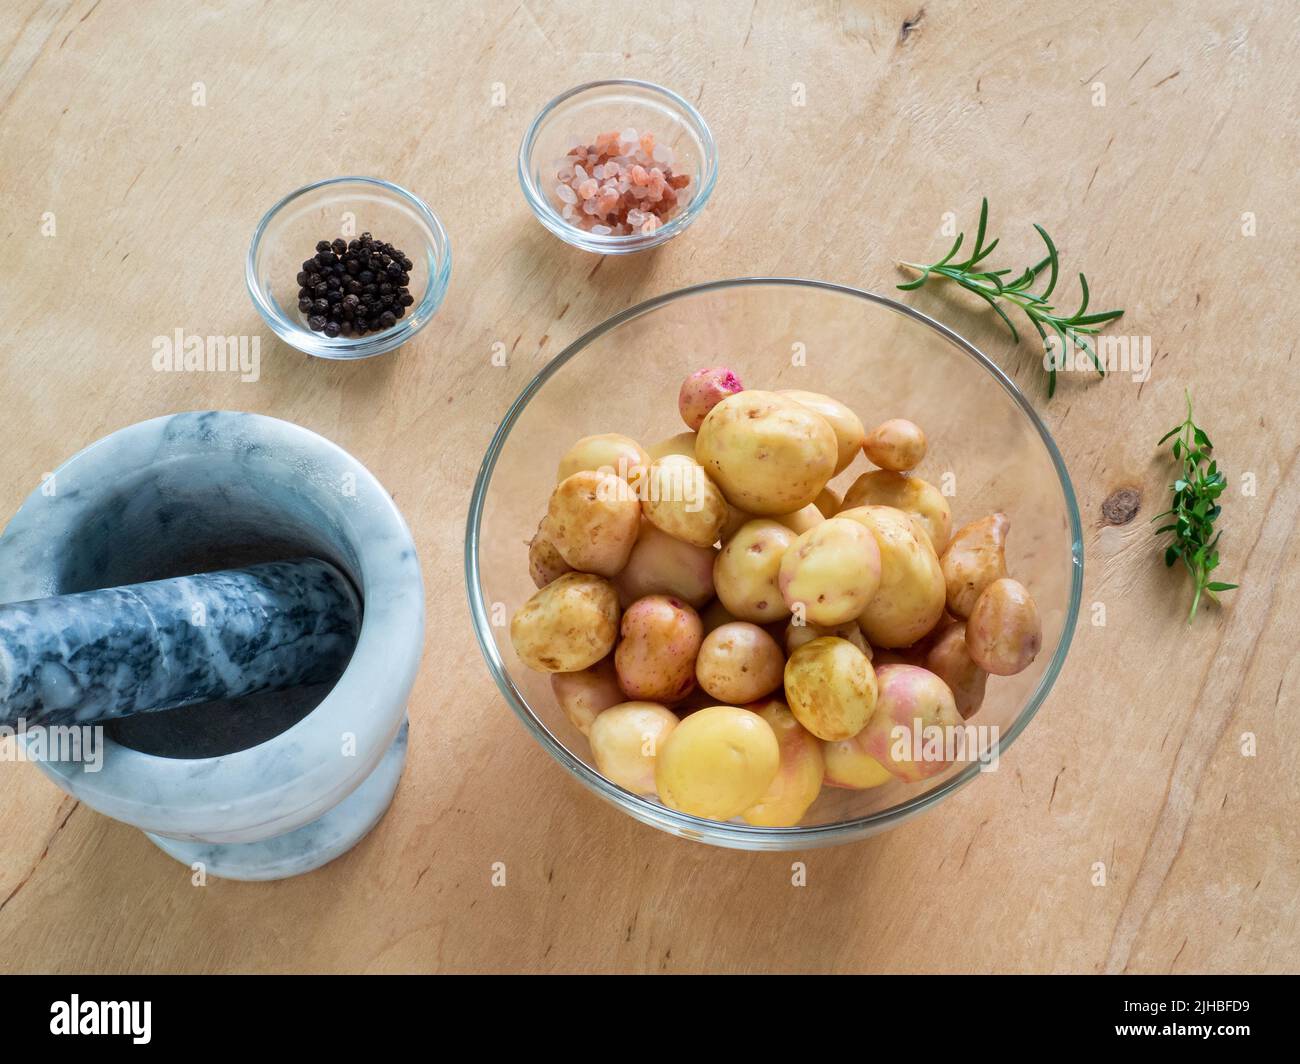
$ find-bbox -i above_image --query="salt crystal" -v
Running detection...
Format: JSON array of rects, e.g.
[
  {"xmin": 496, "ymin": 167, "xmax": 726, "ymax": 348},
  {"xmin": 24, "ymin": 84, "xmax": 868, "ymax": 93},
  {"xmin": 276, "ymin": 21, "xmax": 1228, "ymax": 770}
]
[
  {"xmin": 562, "ymin": 204, "xmax": 576, "ymax": 220},
  {"xmin": 652, "ymin": 144, "xmax": 675, "ymax": 166},
  {"xmin": 591, "ymin": 224, "xmax": 612, "ymax": 235},
  {"xmin": 556, "ymin": 184, "xmax": 577, "ymax": 204},
  {"xmin": 641, "ymin": 217, "xmax": 657, "ymax": 235},
  {"xmin": 582, "ymin": 198, "xmax": 598, "ymax": 214},
  {"xmin": 573, "ymin": 164, "xmax": 587, "ymax": 181},
  {"xmin": 592, "ymin": 164, "xmax": 605, "ymax": 179}
]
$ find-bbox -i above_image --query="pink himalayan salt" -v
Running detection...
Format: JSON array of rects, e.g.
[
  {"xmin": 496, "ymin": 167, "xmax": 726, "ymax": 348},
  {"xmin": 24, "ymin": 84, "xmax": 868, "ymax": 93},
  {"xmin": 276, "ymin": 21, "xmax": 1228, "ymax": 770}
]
[{"xmin": 550, "ymin": 129, "xmax": 691, "ymax": 237}]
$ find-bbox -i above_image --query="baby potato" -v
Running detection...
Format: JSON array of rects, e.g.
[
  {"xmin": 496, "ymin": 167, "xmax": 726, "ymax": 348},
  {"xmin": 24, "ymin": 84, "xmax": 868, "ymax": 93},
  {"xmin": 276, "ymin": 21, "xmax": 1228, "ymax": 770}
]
[
  {"xmin": 647, "ymin": 431, "xmax": 698, "ymax": 463},
  {"xmin": 640, "ymin": 459, "xmax": 729, "ymax": 548},
  {"xmin": 694, "ymin": 622, "xmax": 785, "ymax": 704},
  {"xmin": 741, "ymin": 699, "xmax": 825, "ymax": 826},
  {"xmin": 511, "ymin": 572, "xmax": 620, "ymax": 673},
  {"xmin": 695, "ymin": 391, "xmax": 838, "ymax": 515},
  {"xmin": 614, "ymin": 594, "xmax": 703, "ymax": 703},
  {"xmin": 655, "ymin": 705, "xmax": 780, "ymax": 820},
  {"xmin": 679, "ymin": 366, "xmax": 745, "ymax": 431},
  {"xmin": 551, "ymin": 655, "xmax": 625, "ymax": 736},
  {"xmin": 778, "ymin": 517, "xmax": 882, "ymax": 626},
  {"xmin": 924, "ymin": 622, "xmax": 988, "ymax": 719},
  {"xmin": 772, "ymin": 503, "xmax": 825, "ymax": 535},
  {"xmin": 814, "ymin": 485, "xmax": 842, "ymax": 519},
  {"xmin": 838, "ymin": 505, "xmax": 946, "ymax": 648},
  {"xmin": 966, "ymin": 578, "xmax": 1041, "ymax": 676},
  {"xmin": 841, "ymin": 470, "xmax": 952, "ymax": 554},
  {"xmin": 528, "ymin": 516, "xmax": 572, "ymax": 588},
  {"xmin": 940, "ymin": 513, "xmax": 1009, "ymax": 619},
  {"xmin": 862, "ymin": 418, "xmax": 927, "ymax": 472},
  {"xmin": 557, "ymin": 432, "xmax": 650, "ymax": 489},
  {"xmin": 547, "ymin": 470, "xmax": 642, "ymax": 577},
  {"xmin": 823, "ymin": 732, "xmax": 893, "ymax": 789},
  {"xmin": 777, "ymin": 389, "xmax": 867, "ymax": 475},
  {"xmin": 713, "ymin": 519, "xmax": 796, "ymax": 623},
  {"xmin": 783, "ymin": 636, "xmax": 878, "ymax": 741},
  {"xmin": 785, "ymin": 619, "xmax": 872, "ymax": 658},
  {"xmin": 589, "ymin": 701, "xmax": 678, "ymax": 794},
  {"xmin": 614, "ymin": 521, "xmax": 716, "ymax": 609},
  {"xmin": 860, "ymin": 664, "xmax": 961, "ymax": 782}
]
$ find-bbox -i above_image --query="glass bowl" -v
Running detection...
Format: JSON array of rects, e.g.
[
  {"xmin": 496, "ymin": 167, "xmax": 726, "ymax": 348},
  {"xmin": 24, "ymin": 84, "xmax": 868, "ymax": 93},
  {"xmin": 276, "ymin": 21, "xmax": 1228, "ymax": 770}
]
[
  {"xmin": 466, "ymin": 279, "xmax": 1083, "ymax": 850},
  {"xmin": 246, "ymin": 176, "xmax": 452, "ymax": 360},
  {"xmin": 518, "ymin": 79, "xmax": 718, "ymax": 254}
]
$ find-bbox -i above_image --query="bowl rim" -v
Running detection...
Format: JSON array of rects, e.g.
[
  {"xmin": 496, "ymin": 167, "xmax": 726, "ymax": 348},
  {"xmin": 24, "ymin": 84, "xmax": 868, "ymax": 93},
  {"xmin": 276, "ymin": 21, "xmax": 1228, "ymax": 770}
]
[
  {"xmin": 465, "ymin": 277, "xmax": 1084, "ymax": 849},
  {"xmin": 245, "ymin": 175, "xmax": 453, "ymax": 361},
  {"xmin": 517, "ymin": 78, "xmax": 719, "ymax": 255}
]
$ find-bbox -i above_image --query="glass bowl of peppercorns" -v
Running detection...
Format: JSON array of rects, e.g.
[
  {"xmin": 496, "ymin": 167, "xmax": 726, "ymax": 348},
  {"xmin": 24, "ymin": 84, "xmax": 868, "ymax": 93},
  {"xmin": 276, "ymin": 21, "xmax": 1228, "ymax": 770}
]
[{"xmin": 247, "ymin": 176, "xmax": 452, "ymax": 360}]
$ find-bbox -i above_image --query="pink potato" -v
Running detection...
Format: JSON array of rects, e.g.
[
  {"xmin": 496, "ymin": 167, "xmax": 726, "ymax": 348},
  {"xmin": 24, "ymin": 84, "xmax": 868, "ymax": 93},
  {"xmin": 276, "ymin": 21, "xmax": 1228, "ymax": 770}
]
[
  {"xmin": 551, "ymin": 655, "xmax": 626, "ymax": 736},
  {"xmin": 678, "ymin": 366, "xmax": 744, "ymax": 432},
  {"xmin": 614, "ymin": 594, "xmax": 703, "ymax": 704},
  {"xmin": 859, "ymin": 664, "xmax": 962, "ymax": 782},
  {"xmin": 923, "ymin": 622, "xmax": 988, "ymax": 719},
  {"xmin": 614, "ymin": 521, "xmax": 717, "ymax": 609}
]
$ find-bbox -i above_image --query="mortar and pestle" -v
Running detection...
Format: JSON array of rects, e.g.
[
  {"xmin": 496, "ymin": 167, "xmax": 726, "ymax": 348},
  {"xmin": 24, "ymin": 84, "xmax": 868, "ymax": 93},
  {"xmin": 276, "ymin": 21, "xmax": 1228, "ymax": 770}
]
[{"xmin": 0, "ymin": 411, "xmax": 425, "ymax": 881}]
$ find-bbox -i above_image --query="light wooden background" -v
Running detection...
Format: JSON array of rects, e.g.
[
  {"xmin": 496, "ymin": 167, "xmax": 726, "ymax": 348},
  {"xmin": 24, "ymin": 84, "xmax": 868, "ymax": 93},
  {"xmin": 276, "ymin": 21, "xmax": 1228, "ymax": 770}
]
[{"xmin": 1, "ymin": 0, "xmax": 1296, "ymax": 973}]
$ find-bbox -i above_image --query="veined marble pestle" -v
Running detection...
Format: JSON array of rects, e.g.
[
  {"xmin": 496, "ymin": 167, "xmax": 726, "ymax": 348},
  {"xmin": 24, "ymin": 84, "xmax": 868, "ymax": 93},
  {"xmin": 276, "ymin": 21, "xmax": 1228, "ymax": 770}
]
[{"xmin": 0, "ymin": 557, "xmax": 361, "ymax": 729}]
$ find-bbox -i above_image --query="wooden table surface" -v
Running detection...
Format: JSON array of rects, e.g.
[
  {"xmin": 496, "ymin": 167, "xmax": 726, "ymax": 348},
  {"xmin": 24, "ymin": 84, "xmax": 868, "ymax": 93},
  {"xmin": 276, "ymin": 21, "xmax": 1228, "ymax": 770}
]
[{"xmin": 1, "ymin": 0, "xmax": 1296, "ymax": 974}]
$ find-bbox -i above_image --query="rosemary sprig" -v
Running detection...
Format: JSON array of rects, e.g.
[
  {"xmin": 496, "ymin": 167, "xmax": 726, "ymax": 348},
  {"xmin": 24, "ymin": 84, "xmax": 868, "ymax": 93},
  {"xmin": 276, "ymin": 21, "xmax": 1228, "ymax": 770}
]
[
  {"xmin": 1152, "ymin": 392, "xmax": 1237, "ymax": 622},
  {"xmin": 897, "ymin": 198, "xmax": 1125, "ymax": 397}
]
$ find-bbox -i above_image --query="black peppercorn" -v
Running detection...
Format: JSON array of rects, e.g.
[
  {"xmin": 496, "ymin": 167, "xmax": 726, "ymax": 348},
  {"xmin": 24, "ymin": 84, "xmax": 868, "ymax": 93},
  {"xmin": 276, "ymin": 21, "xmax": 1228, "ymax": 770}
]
[
  {"xmin": 295, "ymin": 233, "xmax": 416, "ymax": 337},
  {"xmin": 307, "ymin": 314, "xmax": 327, "ymax": 331}
]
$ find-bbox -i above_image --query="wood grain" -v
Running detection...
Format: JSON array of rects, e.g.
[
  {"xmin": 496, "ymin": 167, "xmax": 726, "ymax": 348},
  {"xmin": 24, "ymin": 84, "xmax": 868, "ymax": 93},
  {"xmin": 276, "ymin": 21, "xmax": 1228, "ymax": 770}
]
[{"xmin": 0, "ymin": 0, "xmax": 1296, "ymax": 973}]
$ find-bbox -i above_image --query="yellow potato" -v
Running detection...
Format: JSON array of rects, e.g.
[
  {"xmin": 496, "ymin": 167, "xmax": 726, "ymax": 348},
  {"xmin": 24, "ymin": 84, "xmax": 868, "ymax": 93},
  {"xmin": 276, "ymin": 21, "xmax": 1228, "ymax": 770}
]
[
  {"xmin": 647, "ymin": 431, "xmax": 698, "ymax": 462},
  {"xmin": 940, "ymin": 513, "xmax": 1009, "ymax": 619},
  {"xmin": 528, "ymin": 515, "xmax": 572, "ymax": 588},
  {"xmin": 695, "ymin": 391, "xmax": 837, "ymax": 515},
  {"xmin": 551, "ymin": 656, "xmax": 625, "ymax": 735},
  {"xmin": 924, "ymin": 622, "xmax": 988, "ymax": 719},
  {"xmin": 694, "ymin": 622, "xmax": 785, "ymax": 704},
  {"xmin": 741, "ymin": 699, "xmax": 825, "ymax": 826},
  {"xmin": 783, "ymin": 636, "xmax": 878, "ymax": 741},
  {"xmin": 838, "ymin": 505, "xmax": 946, "ymax": 648},
  {"xmin": 640, "ymin": 459, "xmax": 728, "ymax": 548},
  {"xmin": 614, "ymin": 521, "xmax": 716, "ymax": 609},
  {"xmin": 813, "ymin": 485, "xmax": 842, "ymax": 519},
  {"xmin": 777, "ymin": 389, "xmax": 867, "ymax": 475},
  {"xmin": 841, "ymin": 470, "xmax": 952, "ymax": 554},
  {"xmin": 614, "ymin": 594, "xmax": 703, "ymax": 703},
  {"xmin": 771, "ymin": 503, "xmax": 825, "ymax": 535},
  {"xmin": 589, "ymin": 702, "xmax": 678, "ymax": 794},
  {"xmin": 713, "ymin": 519, "xmax": 796, "ymax": 623},
  {"xmin": 777, "ymin": 517, "xmax": 882, "ymax": 626},
  {"xmin": 547, "ymin": 470, "xmax": 641, "ymax": 577},
  {"xmin": 862, "ymin": 418, "xmax": 927, "ymax": 472},
  {"xmin": 557, "ymin": 432, "xmax": 650, "ymax": 488},
  {"xmin": 966, "ymin": 578, "xmax": 1041, "ymax": 676},
  {"xmin": 823, "ymin": 732, "xmax": 893, "ymax": 789},
  {"xmin": 859, "ymin": 664, "xmax": 961, "ymax": 782},
  {"xmin": 655, "ymin": 706, "xmax": 780, "ymax": 820},
  {"xmin": 510, "ymin": 572, "xmax": 620, "ymax": 673},
  {"xmin": 784, "ymin": 619, "xmax": 872, "ymax": 659}
]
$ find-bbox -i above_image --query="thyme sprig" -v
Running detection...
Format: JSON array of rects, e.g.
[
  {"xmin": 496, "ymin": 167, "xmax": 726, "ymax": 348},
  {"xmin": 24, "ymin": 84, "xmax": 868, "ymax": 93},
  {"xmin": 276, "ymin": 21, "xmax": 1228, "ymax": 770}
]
[
  {"xmin": 898, "ymin": 199, "xmax": 1125, "ymax": 397},
  {"xmin": 1153, "ymin": 392, "xmax": 1237, "ymax": 622}
]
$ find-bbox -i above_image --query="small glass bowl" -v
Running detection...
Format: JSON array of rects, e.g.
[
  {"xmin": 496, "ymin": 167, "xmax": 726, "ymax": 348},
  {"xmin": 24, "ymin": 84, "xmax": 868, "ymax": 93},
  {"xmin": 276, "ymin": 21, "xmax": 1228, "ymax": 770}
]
[
  {"xmin": 246, "ymin": 176, "xmax": 452, "ymax": 360},
  {"xmin": 518, "ymin": 79, "xmax": 718, "ymax": 255}
]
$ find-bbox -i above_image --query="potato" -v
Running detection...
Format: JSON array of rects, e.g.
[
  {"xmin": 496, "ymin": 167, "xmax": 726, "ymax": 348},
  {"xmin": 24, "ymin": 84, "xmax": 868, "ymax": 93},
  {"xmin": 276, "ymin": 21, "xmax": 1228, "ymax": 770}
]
[
  {"xmin": 614, "ymin": 594, "xmax": 703, "ymax": 703},
  {"xmin": 778, "ymin": 517, "xmax": 882, "ymax": 626},
  {"xmin": 694, "ymin": 622, "xmax": 785, "ymax": 703},
  {"xmin": 511, "ymin": 572, "xmax": 620, "ymax": 673},
  {"xmin": 679, "ymin": 366, "xmax": 744, "ymax": 431},
  {"xmin": 838, "ymin": 505, "xmax": 946, "ymax": 648},
  {"xmin": 589, "ymin": 702, "xmax": 678, "ymax": 794},
  {"xmin": 840, "ymin": 470, "xmax": 952, "ymax": 554},
  {"xmin": 719, "ymin": 503, "xmax": 753, "ymax": 544},
  {"xmin": 640, "ymin": 459, "xmax": 728, "ymax": 548},
  {"xmin": 784, "ymin": 619, "xmax": 871, "ymax": 658},
  {"xmin": 695, "ymin": 391, "xmax": 838, "ymax": 515},
  {"xmin": 823, "ymin": 732, "xmax": 893, "ymax": 789},
  {"xmin": 551, "ymin": 656, "xmax": 625, "ymax": 735},
  {"xmin": 547, "ymin": 470, "xmax": 641, "ymax": 577},
  {"xmin": 783, "ymin": 636, "xmax": 878, "ymax": 741},
  {"xmin": 777, "ymin": 389, "xmax": 866, "ymax": 475},
  {"xmin": 741, "ymin": 699, "xmax": 825, "ymax": 826},
  {"xmin": 528, "ymin": 516, "xmax": 572, "ymax": 588},
  {"xmin": 862, "ymin": 418, "xmax": 927, "ymax": 472},
  {"xmin": 924, "ymin": 622, "xmax": 988, "ymax": 719},
  {"xmin": 647, "ymin": 431, "xmax": 698, "ymax": 462},
  {"xmin": 860, "ymin": 664, "xmax": 961, "ymax": 782},
  {"xmin": 557, "ymin": 432, "xmax": 650, "ymax": 489},
  {"xmin": 713, "ymin": 519, "xmax": 796, "ymax": 623},
  {"xmin": 614, "ymin": 521, "xmax": 716, "ymax": 608},
  {"xmin": 814, "ymin": 486, "xmax": 842, "ymax": 519},
  {"xmin": 771, "ymin": 503, "xmax": 825, "ymax": 535},
  {"xmin": 655, "ymin": 705, "xmax": 780, "ymax": 819},
  {"xmin": 966, "ymin": 578, "xmax": 1041, "ymax": 676},
  {"xmin": 940, "ymin": 513, "xmax": 1009, "ymax": 619}
]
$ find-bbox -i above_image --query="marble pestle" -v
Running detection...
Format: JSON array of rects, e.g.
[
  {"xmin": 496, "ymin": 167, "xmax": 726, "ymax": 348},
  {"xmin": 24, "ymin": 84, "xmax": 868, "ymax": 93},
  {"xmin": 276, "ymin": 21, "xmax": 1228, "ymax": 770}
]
[{"xmin": 0, "ymin": 558, "xmax": 361, "ymax": 730}]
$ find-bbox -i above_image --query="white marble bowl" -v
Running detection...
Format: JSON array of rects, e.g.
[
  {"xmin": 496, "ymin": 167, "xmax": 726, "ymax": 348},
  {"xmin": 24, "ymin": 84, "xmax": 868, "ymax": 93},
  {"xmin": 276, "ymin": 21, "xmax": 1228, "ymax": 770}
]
[{"xmin": 0, "ymin": 411, "xmax": 424, "ymax": 879}]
